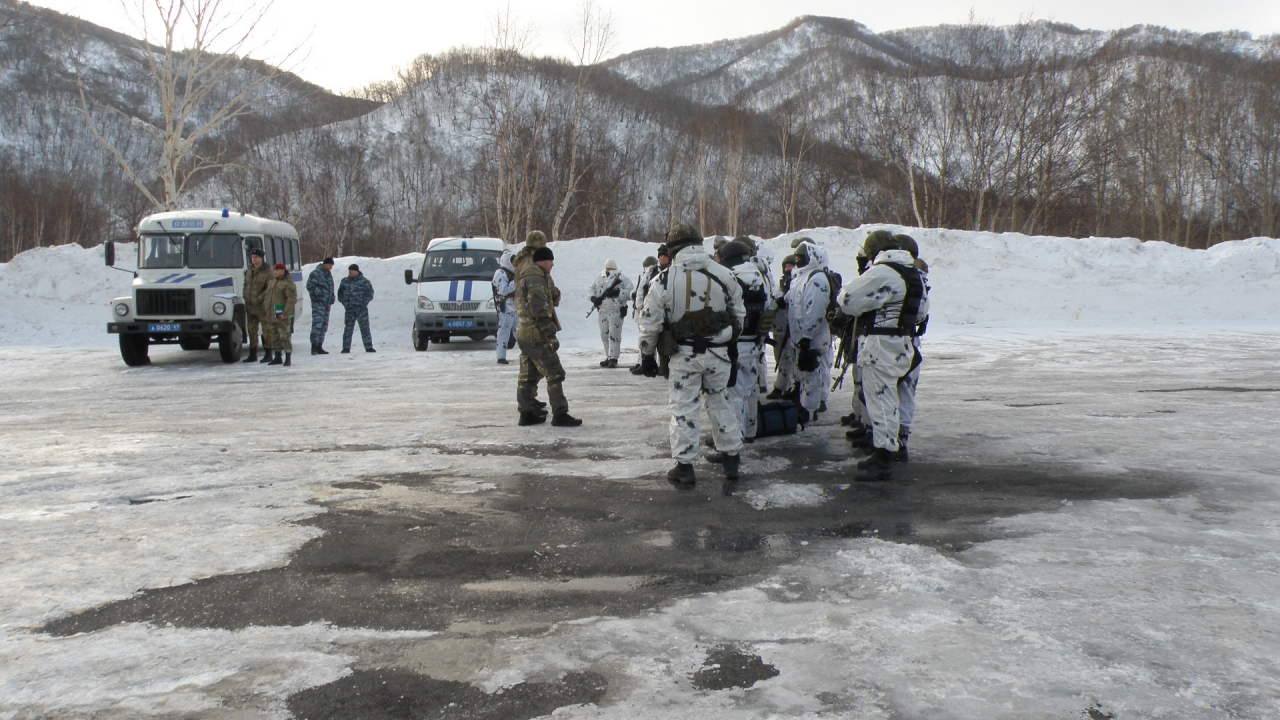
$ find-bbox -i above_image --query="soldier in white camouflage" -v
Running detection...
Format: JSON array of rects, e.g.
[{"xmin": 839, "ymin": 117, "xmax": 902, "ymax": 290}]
[
  {"xmin": 638, "ymin": 224, "xmax": 746, "ymax": 487},
  {"xmin": 786, "ymin": 239, "xmax": 833, "ymax": 424},
  {"xmin": 589, "ymin": 258, "xmax": 634, "ymax": 368},
  {"xmin": 716, "ymin": 239, "xmax": 775, "ymax": 444},
  {"xmin": 493, "ymin": 251, "xmax": 518, "ymax": 365}
]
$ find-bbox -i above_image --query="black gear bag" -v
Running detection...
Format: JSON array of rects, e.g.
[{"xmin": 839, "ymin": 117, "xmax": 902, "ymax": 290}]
[{"xmin": 757, "ymin": 400, "xmax": 800, "ymax": 437}]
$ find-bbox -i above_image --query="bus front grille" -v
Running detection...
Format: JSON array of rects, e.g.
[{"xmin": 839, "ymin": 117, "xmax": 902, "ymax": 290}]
[{"xmin": 136, "ymin": 289, "xmax": 196, "ymax": 316}]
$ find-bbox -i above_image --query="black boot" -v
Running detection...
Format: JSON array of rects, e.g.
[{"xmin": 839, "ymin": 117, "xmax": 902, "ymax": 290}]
[
  {"xmin": 243, "ymin": 348, "xmax": 258, "ymax": 363},
  {"xmin": 722, "ymin": 453, "xmax": 740, "ymax": 481},
  {"xmin": 599, "ymin": 358, "xmax": 610, "ymax": 367},
  {"xmin": 283, "ymin": 352, "xmax": 292, "ymax": 367},
  {"xmin": 317, "ymin": 345, "xmax": 329, "ymax": 355},
  {"xmin": 629, "ymin": 363, "xmax": 644, "ymax": 375},
  {"xmin": 667, "ymin": 462, "xmax": 696, "ymax": 486},
  {"xmin": 267, "ymin": 351, "xmax": 283, "ymax": 365},
  {"xmin": 854, "ymin": 448, "xmax": 895, "ymax": 482},
  {"xmin": 551, "ymin": 412, "xmax": 582, "ymax": 427},
  {"xmin": 605, "ymin": 358, "xmax": 618, "ymax": 368},
  {"xmin": 518, "ymin": 412, "xmax": 547, "ymax": 426},
  {"xmin": 846, "ymin": 423, "xmax": 870, "ymax": 440},
  {"xmin": 840, "ymin": 412, "xmax": 859, "ymax": 427},
  {"xmin": 259, "ymin": 349, "xmax": 273, "ymax": 363},
  {"xmin": 310, "ymin": 344, "xmax": 320, "ymax": 355},
  {"xmin": 531, "ymin": 399, "xmax": 548, "ymax": 410},
  {"xmin": 895, "ymin": 430, "xmax": 909, "ymax": 463},
  {"xmin": 765, "ymin": 388, "xmax": 784, "ymax": 400},
  {"xmin": 705, "ymin": 450, "xmax": 725, "ymax": 464},
  {"xmin": 850, "ymin": 431, "xmax": 875, "ymax": 450}
]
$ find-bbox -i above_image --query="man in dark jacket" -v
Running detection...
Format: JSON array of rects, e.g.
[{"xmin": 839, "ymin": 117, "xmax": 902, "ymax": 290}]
[
  {"xmin": 306, "ymin": 257, "xmax": 335, "ymax": 355},
  {"xmin": 338, "ymin": 263, "xmax": 375, "ymax": 353}
]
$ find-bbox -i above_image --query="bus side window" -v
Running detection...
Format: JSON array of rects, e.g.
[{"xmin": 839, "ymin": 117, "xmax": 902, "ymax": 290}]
[
  {"xmin": 290, "ymin": 239, "xmax": 300, "ymax": 270},
  {"xmin": 284, "ymin": 238, "xmax": 295, "ymax": 269},
  {"xmin": 271, "ymin": 236, "xmax": 284, "ymax": 267},
  {"xmin": 245, "ymin": 236, "xmax": 263, "ymax": 263}
]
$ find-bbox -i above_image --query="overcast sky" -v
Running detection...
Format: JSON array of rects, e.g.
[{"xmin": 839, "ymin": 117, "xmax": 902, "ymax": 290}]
[{"xmin": 31, "ymin": 0, "xmax": 1280, "ymax": 92}]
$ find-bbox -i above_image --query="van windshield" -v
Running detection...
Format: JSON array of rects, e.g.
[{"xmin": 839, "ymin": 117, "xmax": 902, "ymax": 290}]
[
  {"xmin": 186, "ymin": 234, "xmax": 244, "ymax": 268},
  {"xmin": 419, "ymin": 249, "xmax": 501, "ymax": 282}
]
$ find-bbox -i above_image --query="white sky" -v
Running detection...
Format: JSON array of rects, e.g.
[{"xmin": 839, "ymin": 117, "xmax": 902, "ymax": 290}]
[{"xmin": 31, "ymin": 0, "xmax": 1280, "ymax": 93}]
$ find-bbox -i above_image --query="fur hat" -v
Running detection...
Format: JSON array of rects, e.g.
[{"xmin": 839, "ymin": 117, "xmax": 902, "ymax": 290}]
[{"xmin": 525, "ymin": 231, "xmax": 547, "ymax": 248}]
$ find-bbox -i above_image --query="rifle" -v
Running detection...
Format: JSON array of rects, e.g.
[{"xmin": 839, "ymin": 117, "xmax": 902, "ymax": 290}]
[{"xmin": 831, "ymin": 315, "xmax": 857, "ymax": 390}]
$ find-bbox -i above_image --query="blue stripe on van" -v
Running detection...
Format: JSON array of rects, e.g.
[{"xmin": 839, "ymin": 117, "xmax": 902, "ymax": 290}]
[
  {"xmin": 463, "ymin": 280, "xmax": 473, "ymax": 301},
  {"xmin": 449, "ymin": 280, "xmax": 458, "ymax": 301}
]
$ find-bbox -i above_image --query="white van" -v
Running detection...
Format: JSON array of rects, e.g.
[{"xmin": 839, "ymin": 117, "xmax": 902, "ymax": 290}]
[
  {"xmin": 105, "ymin": 209, "xmax": 303, "ymax": 366},
  {"xmin": 404, "ymin": 236, "xmax": 505, "ymax": 350}
]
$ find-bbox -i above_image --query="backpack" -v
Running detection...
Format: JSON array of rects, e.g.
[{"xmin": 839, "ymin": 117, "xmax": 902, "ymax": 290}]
[
  {"xmin": 757, "ymin": 400, "xmax": 799, "ymax": 436},
  {"xmin": 823, "ymin": 268, "xmax": 847, "ymax": 334},
  {"xmin": 738, "ymin": 280, "xmax": 768, "ymax": 338}
]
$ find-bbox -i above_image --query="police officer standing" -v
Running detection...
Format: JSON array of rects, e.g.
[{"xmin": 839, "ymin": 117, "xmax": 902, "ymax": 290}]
[
  {"xmin": 638, "ymin": 225, "xmax": 746, "ymax": 487},
  {"xmin": 306, "ymin": 257, "xmax": 335, "ymax": 355},
  {"xmin": 338, "ymin": 264, "xmax": 375, "ymax": 353}
]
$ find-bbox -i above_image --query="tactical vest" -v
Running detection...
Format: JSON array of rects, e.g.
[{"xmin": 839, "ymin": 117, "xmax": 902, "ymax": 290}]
[
  {"xmin": 860, "ymin": 262, "xmax": 927, "ymax": 337},
  {"xmin": 738, "ymin": 278, "xmax": 768, "ymax": 339},
  {"xmin": 656, "ymin": 267, "xmax": 740, "ymax": 357},
  {"xmin": 492, "ymin": 268, "xmax": 515, "ymax": 311}
]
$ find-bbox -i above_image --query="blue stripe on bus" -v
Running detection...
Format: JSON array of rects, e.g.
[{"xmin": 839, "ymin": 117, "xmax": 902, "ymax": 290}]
[
  {"xmin": 201, "ymin": 277, "xmax": 234, "ymax": 288},
  {"xmin": 158, "ymin": 274, "xmax": 179, "ymax": 283}
]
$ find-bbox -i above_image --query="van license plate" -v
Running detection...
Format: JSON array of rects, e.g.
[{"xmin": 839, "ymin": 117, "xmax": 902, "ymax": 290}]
[
  {"xmin": 148, "ymin": 323, "xmax": 182, "ymax": 332},
  {"xmin": 445, "ymin": 320, "xmax": 475, "ymax": 329}
]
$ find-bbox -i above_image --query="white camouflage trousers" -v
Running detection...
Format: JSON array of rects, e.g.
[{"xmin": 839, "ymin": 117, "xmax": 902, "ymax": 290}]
[
  {"xmin": 861, "ymin": 361, "xmax": 902, "ymax": 452},
  {"xmin": 772, "ymin": 339, "xmax": 797, "ymax": 393},
  {"xmin": 667, "ymin": 348, "xmax": 743, "ymax": 463},
  {"xmin": 797, "ymin": 344, "xmax": 832, "ymax": 414},
  {"xmin": 898, "ymin": 363, "xmax": 921, "ymax": 434},
  {"xmin": 597, "ymin": 307, "xmax": 624, "ymax": 360},
  {"xmin": 727, "ymin": 340, "xmax": 762, "ymax": 440},
  {"xmin": 496, "ymin": 310, "xmax": 517, "ymax": 361},
  {"xmin": 850, "ymin": 364, "xmax": 868, "ymax": 425}
]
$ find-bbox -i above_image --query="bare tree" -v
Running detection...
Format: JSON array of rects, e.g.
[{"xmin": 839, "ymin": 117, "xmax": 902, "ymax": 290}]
[
  {"xmin": 549, "ymin": 0, "xmax": 614, "ymax": 241},
  {"xmin": 73, "ymin": 0, "xmax": 301, "ymax": 210}
]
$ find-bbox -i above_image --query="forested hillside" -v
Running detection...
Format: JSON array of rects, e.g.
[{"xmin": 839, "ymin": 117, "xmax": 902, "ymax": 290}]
[{"xmin": 2, "ymin": 3, "xmax": 1277, "ymax": 262}]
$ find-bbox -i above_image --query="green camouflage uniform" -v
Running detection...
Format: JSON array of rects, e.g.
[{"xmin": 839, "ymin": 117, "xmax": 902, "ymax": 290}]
[
  {"xmin": 244, "ymin": 263, "xmax": 273, "ymax": 350},
  {"xmin": 262, "ymin": 274, "xmax": 297, "ymax": 353},
  {"xmin": 512, "ymin": 244, "xmax": 561, "ymax": 306},
  {"xmin": 514, "ymin": 260, "xmax": 568, "ymax": 415}
]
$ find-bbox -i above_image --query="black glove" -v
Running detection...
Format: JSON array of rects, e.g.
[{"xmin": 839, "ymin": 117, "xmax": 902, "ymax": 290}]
[
  {"xmin": 604, "ymin": 287, "xmax": 621, "ymax": 299},
  {"xmin": 590, "ymin": 296, "xmax": 602, "ymax": 308},
  {"xmin": 619, "ymin": 306, "xmax": 627, "ymax": 319},
  {"xmin": 796, "ymin": 338, "xmax": 819, "ymax": 372},
  {"xmin": 641, "ymin": 353, "xmax": 659, "ymax": 377}
]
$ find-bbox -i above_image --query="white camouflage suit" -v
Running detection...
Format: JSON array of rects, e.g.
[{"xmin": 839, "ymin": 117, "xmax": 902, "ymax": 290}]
[
  {"xmin": 492, "ymin": 252, "xmax": 518, "ymax": 362},
  {"xmin": 897, "ymin": 263, "xmax": 930, "ymax": 436},
  {"xmin": 639, "ymin": 245, "xmax": 746, "ymax": 463},
  {"xmin": 590, "ymin": 268, "xmax": 634, "ymax": 361},
  {"xmin": 728, "ymin": 260, "xmax": 775, "ymax": 440},
  {"xmin": 750, "ymin": 242, "xmax": 776, "ymax": 394},
  {"xmin": 786, "ymin": 241, "xmax": 833, "ymax": 416},
  {"xmin": 837, "ymin": 248, "xmax": 930, "ymax": 453}
]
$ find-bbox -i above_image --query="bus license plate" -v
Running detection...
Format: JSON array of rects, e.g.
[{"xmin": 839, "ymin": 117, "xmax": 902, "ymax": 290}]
[
  {"xmin": 148, "ymin": 323, "xmax": 182, "ymax": 332},
  {"xmin": 445, "ymin": 320, "xmax": 475, "ymax": 329}
]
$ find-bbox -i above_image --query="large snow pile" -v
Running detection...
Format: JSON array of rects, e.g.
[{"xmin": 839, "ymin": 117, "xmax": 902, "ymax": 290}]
[{"xmin": 3, "ymin": 226, "xmax": 1278, "ymax": 348}]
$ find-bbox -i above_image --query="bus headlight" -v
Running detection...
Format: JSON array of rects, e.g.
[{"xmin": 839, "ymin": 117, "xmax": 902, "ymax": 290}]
[
  {"xmin": 417, "ymin": 297, "xmax": 434, "ymax": 311},
  {"xmin": 114, "ymin": 303, "xmax": 129, "ymax": 317},
  {"xmin": 212, "ymin": 301, "xmax": 227, "ymax": 315}
]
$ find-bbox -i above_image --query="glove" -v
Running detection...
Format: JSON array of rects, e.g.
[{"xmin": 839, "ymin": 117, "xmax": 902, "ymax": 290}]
[
  {"xmin": 590, "ymin": 296, "xmax": 602, "ymax": 308},
  {"xmin": 796, "ymin": 338, "xmax": 819, "ymax": 372},
  {"xmin": 619, "ymin": 306, "xmax": 627, "ymax": 319},
  {"xmin": 641, "ymin": 353, "xmax": 659, "ymax": 377},
  {"xmin": 604, "ymin": 287, "xmax": 621, "ymax": 299}
]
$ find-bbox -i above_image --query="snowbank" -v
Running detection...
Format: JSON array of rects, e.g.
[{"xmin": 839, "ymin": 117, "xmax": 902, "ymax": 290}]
[{"xmin": 3, "ymin": 227, "xmax": 1278, "ymax": 348}]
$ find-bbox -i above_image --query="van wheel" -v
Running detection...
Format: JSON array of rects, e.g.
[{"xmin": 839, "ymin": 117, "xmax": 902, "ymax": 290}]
[
  {"xmin": 218, "ymin": 324, "xmax": 243, "ymax": 363},
  {"xmin": 413, "ymin": 330, "xmax": 429, "ymax": 351},
  {"xmin": 120, "ymin": 335, "xmax": 150, "ymax": 366},
  {"xmin": 180, "ymin": 336, "xmax": 212, "ymax": 351}
]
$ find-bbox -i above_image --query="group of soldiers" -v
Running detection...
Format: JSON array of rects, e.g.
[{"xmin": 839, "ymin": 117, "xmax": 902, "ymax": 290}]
[
  {"xmin": 241, "ymin": 251, "xmax": 380, "ymax": 365},
  {"xmin": 499, "ymin": 224, "xmax": 931, "ymax": 488}
]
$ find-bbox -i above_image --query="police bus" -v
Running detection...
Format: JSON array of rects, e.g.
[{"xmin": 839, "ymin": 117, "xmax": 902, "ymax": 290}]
[{"xmin": 105, "ymin": 209, "xmax": 303, "ymax": 367}]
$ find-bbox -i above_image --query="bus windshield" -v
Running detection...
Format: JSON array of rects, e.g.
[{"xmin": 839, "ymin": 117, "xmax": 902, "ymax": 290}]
[
  {"xmin": 138, "ymin": 234, "xmax": 245, "ymax": 269},
  {"xmin": 186, "ymin": 234, "xmax": 244, "ymax": 268},
  {"xmin": 139, "ymin": 235, "xmax": 185, "ymax": 269},
  {"xmin": 419, "ymin": 249, "xmax": 501, "ymax": 282}
]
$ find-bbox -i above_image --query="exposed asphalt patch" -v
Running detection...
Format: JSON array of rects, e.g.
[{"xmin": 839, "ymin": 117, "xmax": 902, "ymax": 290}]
[
  {"xmin": 691, "ymin": 645, "xmax": 780, "ymax": 690},
  {"xmin": 287, "ymin": 669, "xmax": 607, "ymax": 720},
  {"xmin": 38, "ymin": 437, "xmax": 1189, "ymax": 638}
]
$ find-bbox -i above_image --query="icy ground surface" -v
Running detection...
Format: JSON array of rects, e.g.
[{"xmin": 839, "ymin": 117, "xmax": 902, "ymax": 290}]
[{"xmin": 2, "ymin": 332, "xmax": 1279, "ymax": 719}]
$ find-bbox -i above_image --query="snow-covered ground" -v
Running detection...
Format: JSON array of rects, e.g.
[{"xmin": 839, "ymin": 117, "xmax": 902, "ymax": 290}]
[{"xmin": 2, "ymin": 228, "xmax": 1279, "ymax": 718}]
